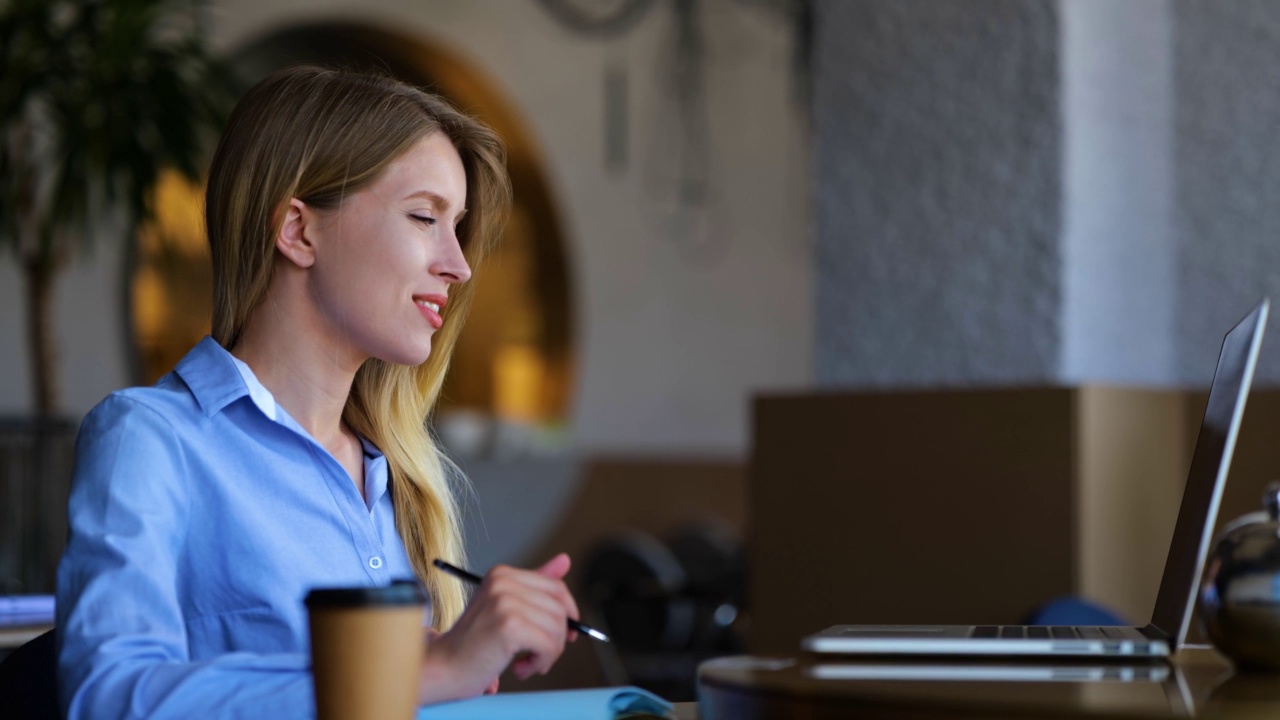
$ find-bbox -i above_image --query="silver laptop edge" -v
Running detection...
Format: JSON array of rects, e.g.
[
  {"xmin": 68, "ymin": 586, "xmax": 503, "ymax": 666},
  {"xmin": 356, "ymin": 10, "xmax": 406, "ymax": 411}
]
[
  {"xmin": 806, "ymin": 662, "xmax": 1171, "ymax": 683},
  {"xmin": 803, "ymin": 299, "xmax": 1270, "ymax": 659},
  {"xmin": 1157, "ymin": 298, "xmax": 1268, "ymax": 648},
  {"xmin": 803, "ymin": 630, "xmax": 1164, "ymax": 657}
]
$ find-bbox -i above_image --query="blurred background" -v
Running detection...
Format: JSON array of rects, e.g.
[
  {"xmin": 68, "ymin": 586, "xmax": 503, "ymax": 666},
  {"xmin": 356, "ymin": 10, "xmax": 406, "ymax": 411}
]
[{"xmin": 6, "ymin": 0, "xmax": 1280, "ymax": 700}]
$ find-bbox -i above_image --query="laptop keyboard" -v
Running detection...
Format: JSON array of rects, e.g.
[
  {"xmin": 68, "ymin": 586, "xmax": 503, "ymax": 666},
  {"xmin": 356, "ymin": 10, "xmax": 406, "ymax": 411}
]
[{"xmin": 971, "ymin": 626, "xmax": 1130, "ymax": 640}]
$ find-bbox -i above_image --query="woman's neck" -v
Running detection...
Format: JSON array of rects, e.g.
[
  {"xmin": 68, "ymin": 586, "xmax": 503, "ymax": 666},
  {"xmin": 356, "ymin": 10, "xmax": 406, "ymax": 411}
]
[{"xmin": 230, "ymin": 290, "xmax": 363, "ymax": 452}]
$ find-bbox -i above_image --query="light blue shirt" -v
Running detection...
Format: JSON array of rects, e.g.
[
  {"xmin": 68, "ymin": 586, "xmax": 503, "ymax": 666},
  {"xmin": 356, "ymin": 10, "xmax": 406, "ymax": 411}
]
[{"xmin": 56, "ymin": 336, "xmax": 418, "ymax": 719}]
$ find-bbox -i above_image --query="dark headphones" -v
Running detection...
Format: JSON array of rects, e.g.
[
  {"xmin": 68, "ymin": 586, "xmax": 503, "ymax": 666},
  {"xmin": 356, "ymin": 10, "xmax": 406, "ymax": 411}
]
[{"xmin": 579, "ymin": 519, "xmax": 746, "ymax": 692}]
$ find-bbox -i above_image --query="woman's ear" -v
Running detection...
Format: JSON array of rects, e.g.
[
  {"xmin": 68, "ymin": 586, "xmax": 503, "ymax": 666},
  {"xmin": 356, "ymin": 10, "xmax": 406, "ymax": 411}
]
[{"xmin": 275, "ymin": 198, "xmax": 317, "ymax": 269}]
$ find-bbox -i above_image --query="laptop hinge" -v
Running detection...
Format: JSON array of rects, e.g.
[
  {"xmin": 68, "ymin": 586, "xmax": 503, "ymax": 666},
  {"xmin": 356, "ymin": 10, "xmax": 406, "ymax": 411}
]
[{"xmin": 1137, "ymin": 624, "xmax": 1170, "ymax": 642}]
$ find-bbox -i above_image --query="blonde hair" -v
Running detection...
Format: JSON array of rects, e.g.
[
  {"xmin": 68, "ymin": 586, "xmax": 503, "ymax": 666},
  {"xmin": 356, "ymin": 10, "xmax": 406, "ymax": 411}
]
[{"xmin": 204, "ymin": 65, "xmax": 510, "ymax": 629}]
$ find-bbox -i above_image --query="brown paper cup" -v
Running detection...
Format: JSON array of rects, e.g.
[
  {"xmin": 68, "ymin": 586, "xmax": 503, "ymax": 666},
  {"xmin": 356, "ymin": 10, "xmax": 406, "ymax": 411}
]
[{"xmin": 306, "ymin": 583, "xmax": 427, "ymax": 720}]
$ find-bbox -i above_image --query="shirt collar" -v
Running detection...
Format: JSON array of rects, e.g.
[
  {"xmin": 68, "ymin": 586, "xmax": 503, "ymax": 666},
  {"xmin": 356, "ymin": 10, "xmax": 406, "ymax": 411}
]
[
  {"xmin": 362, "ymin": 439, "xmax": 390, "ymax": 508},
  {"xmin": 174, "ymin": 335, "xmax": 389, "ymax": 464},
  {"xmin": 175, "ymin": 336, "xmax": 256, "ymax": 418},
  {"xmin": 229, "ymin": 353, "xmax": 278, "ymax": 421}
]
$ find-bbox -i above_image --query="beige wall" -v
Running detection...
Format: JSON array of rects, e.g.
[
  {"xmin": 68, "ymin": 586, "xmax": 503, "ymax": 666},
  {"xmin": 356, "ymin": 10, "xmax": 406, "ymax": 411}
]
[
  {"xmin": 0, "ymin": 0, "xmax": 813, "ymax": 457},
  {"xmin": 1075, "ymin": 388, "xmax": 1188, "ymax": 627}
]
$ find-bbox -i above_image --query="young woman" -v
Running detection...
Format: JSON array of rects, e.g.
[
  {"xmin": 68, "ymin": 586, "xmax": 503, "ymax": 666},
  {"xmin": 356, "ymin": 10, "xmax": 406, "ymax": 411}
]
[{"xmin": 56, "ymin": 65, "xmax": 578, "ymax": 719}]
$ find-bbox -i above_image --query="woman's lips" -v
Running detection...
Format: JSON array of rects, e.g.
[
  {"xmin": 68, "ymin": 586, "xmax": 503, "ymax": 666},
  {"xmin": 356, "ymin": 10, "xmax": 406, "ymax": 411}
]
[
  {"xmin": 414, "ymin": 294, "xmax": 447, "ymax": 330},
  {"xmin": 416, "ymin": 301, "xmax": 444, "ymax": 329}
]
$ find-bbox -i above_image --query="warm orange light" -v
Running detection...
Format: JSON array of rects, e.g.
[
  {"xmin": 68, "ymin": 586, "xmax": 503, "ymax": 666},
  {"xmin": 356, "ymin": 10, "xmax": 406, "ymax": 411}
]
[
  {"xmin": 130, "ymin": 169, "xmax": 212, "ymax": 384},
  {"xmin": 492, "ymin": 343, "xmax": 545, "ymax": 422}
]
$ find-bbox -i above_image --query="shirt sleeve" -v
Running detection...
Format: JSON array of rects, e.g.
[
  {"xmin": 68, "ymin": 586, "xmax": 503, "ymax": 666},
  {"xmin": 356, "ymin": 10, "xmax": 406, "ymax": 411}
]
[{"xmin": 56, "ymin": 394, "xmax": 314, "ymax": 720}]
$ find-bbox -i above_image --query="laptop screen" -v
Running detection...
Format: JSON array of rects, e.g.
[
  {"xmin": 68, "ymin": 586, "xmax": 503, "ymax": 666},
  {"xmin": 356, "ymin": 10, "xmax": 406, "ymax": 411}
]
[{"xmin": 1147, "ymin": 299, "xmax": 1268, "ymax": 647}]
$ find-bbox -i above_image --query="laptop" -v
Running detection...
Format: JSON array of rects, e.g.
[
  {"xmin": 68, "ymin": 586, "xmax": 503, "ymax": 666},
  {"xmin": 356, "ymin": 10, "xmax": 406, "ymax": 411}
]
[
  {"xmin": 802, "ymin": 298, "xmax": 1270, "ymax": 659},
  {"xmin": 804, "ymin": 661, "xmax": 1194, "ymax": 716},
  {"xmin": 805, "ymin": 660, "xmax": 1171, "ymax": 683}
]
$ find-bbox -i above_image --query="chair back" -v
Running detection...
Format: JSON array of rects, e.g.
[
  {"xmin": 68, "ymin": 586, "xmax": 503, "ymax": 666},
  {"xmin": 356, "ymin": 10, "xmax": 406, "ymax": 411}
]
[{"xmin": 0, "ymin": 628, "xmax": 59, "ymax": 720}]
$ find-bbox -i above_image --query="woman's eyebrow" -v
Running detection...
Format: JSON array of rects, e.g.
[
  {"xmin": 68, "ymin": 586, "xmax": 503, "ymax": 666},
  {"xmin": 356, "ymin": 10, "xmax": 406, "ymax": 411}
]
[{"xmin": 404, "ymin": 189, "xmax": 451, "ymax": 208}]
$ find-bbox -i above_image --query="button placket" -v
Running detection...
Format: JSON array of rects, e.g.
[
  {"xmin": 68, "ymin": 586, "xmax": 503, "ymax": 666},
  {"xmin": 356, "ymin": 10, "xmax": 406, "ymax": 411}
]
[{"xmin": 300, "ymin": 441, "xmax": 390, "ymax": 583}]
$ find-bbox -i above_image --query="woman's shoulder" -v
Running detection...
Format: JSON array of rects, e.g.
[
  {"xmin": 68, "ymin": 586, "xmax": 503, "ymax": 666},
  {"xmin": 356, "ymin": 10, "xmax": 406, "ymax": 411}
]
[
  {"xmin": 70, "ymin": 376, "xmax": 207, "ymax": 498},
  {"xmin": 82, "ymin": 337, "xmax": 235, "ymax": 429},
  {"xmin": 81, "ymin": 373, "xmax": 201, "ymax": 438}
]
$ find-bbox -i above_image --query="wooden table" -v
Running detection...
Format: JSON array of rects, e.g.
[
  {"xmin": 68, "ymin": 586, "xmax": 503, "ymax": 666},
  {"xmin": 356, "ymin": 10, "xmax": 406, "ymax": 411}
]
[
  {"xmin": 696, "ymin": 647, "xmax": 1280, "ymax": 719},
  {"xmin": 0, "ymin": 622, "xmax": 52, "ymax": 652}
]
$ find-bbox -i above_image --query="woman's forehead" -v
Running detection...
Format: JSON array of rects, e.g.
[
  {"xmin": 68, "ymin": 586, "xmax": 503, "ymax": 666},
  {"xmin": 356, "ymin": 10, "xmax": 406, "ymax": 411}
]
[{"xmin": 378, "ymin": 133, "xmax": 467, "ymax": 206}]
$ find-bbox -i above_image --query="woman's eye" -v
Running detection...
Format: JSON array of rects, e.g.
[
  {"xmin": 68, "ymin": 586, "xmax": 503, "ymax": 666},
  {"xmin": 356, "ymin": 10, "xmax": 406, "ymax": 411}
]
[{"xmin": 410, "ymin": 214, "xmax": 437, "ymax": 226}]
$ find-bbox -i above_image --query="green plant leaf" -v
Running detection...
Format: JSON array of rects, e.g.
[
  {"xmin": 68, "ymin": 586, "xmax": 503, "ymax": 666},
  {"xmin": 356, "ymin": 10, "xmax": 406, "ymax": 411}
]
[{"xmin": 1, "ymin": 0, "xmax": 232, "ymax": 258}]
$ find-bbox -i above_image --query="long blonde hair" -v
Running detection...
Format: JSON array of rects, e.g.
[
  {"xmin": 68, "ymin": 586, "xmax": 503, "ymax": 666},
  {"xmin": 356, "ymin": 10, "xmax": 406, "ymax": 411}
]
[{"xmin": 204, "ymin": 65, "xmax": 509, "ymax": 628}]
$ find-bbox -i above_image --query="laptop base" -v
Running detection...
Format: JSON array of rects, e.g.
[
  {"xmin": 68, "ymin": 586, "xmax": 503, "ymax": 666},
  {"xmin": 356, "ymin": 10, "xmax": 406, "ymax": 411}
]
[{"xmin": 802, "ymin": 624, "xmax": 1171, "ymax": 658}]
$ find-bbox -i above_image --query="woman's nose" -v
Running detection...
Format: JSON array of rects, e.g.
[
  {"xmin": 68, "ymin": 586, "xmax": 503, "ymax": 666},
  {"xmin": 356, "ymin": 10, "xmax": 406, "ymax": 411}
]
[{"xmin": 432, "ymin": 231, "xmax": 472, "ymax": 284}]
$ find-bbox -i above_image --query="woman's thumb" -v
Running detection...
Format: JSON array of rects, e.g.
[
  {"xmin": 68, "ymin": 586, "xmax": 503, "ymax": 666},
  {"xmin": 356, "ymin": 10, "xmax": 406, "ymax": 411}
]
[{"xmin": 536, "ymin": 552, "xmax": 571, "ymax": 579}]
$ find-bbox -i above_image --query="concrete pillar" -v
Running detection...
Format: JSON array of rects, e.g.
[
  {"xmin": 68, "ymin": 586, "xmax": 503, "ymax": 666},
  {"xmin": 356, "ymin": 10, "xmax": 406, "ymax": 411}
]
[
  {"xmin": 813, "ymin": 0, "xmax": 1279, "ymax": 388},
  {"xmin": 1060, "ymin": 0, "xmax": 1175, "ymax": 385},
  {"xmin": 813, "ymin": 0, "xmax": 1062, "ymax": 387},
  {"xmin": 1174, "ymin": 0, "xmax": 1280, "ymax": 386}
]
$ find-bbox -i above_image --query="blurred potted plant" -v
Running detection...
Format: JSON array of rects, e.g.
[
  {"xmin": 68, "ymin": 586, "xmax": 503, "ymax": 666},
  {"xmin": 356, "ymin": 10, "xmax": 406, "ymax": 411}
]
[
  {"xmin": 0, "ymin": 0, "xmax": 230, "ymax": 414},
  {"xmin": 0, "ymin": 0, "xmax": 230, "ymax": 593}
]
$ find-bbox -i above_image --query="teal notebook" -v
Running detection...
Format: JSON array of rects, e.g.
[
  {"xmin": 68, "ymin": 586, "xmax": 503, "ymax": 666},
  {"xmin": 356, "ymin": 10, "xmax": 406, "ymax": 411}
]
[{"xmin": 417, "ymin": 686, "xmax": 673, "ymax": 720}]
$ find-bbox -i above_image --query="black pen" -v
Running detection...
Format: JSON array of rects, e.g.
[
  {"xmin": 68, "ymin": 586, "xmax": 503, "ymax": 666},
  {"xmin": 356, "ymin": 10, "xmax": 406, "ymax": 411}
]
[{"xmin": 431, "ymin": 558, "xmax": 610, "ymax": 643}]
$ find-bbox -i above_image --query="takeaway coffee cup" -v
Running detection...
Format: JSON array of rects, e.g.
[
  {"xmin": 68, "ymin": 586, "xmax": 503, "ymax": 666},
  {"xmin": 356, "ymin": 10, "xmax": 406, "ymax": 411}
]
[{"xmin": 306, "ymin": 582, "xmax": 428, "ymax": 720}]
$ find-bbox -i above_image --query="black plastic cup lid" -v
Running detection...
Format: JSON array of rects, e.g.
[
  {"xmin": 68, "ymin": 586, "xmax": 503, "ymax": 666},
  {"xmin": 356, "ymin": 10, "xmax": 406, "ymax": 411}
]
[{"xmin": 305, "ymin": 581, "xmax": 427, "ymax": 608}]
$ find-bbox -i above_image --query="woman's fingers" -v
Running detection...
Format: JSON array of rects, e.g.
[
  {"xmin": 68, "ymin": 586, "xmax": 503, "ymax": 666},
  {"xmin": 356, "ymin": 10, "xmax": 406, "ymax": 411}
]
[
  {"xmin": 485, "ymin": 568, "xmax": 577, "ymax": 630},
  {"xmin": 484, "ymin": 561, "xmax": 581, "ymax": 674},
  {"xmin": 512, "ymin": 654, "xmax": 536, "ymax": 680},
  {"xmin": 535, "ymin": 554, "xmax": 582, "ymax": 628},
  {"xmin": 489, "ymin": 605, "xmax": 562, "ymax": 679},
  {"xmin": 423, "ymin": 597, "xmax": 559, "ymax": 700},
  {"xmin": 420, "ymin": 554, "xmax": 581, "ymax": 702},
  {"xmin": 492, "ymin": 593, "xmax": 566, "ymax": 653},
  {"xmin": 492, "ymin": 558, "xmax": 581, "ymax": 626},
  {"xmin": 533, "ymin": 555, "xmax": 582, "ymax": 642},
  {"xmin": 482, "ymin": 564, "xmax": 582, "ymax": 647}
]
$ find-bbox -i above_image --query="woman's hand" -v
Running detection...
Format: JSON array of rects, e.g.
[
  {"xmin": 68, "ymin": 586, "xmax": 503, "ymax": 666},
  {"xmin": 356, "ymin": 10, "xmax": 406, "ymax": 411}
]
[
  {"xmin": 417, "ymin": 553, "xmax": 580, "ymax": 704},
  {"xmin": 423, "ymin": 628, "xmax": 500, "ymax": 695}
]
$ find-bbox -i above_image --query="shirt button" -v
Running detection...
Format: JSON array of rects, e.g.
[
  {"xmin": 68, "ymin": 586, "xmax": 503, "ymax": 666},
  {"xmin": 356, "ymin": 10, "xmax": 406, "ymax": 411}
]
[{"xmin": 369, "ymin": 556, "xmax": 383, "ymax": 570}]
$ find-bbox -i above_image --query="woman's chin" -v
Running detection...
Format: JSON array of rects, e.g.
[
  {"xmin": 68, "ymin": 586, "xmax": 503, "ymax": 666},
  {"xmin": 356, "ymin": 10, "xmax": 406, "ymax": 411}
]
[{"xmin": 375, "ymin": 338, "xmax": 434, "ymax": 367}]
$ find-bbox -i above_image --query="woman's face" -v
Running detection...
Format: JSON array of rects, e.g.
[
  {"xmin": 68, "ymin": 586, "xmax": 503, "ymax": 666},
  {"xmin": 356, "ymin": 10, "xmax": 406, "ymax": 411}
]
[{"xmin": 305, "ymin": 131, "xmax": 472, "ymax": 367}]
